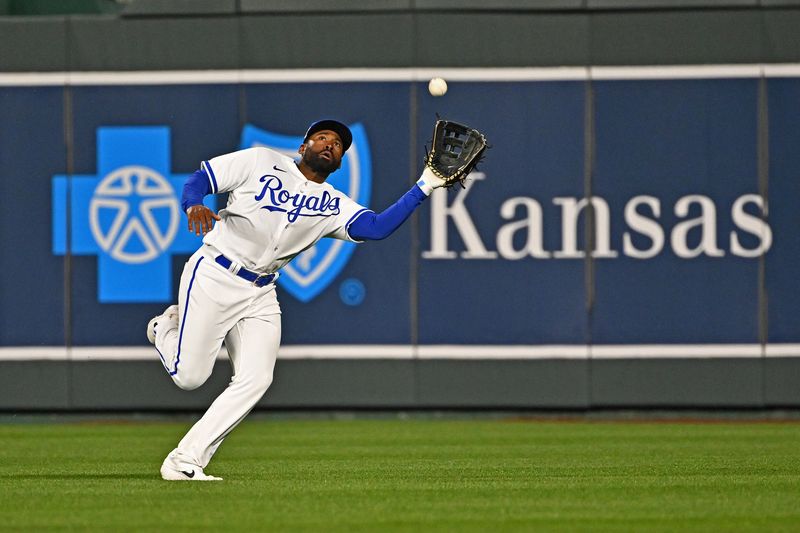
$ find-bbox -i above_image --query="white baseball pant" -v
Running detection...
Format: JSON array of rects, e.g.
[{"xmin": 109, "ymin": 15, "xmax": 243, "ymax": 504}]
[{"xmin": 154, "ymin": 244, "xmax": 281, "ymax": 468}]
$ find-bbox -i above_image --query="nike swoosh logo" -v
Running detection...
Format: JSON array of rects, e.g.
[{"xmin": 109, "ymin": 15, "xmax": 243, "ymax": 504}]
[
  {"xmin": 181, "ymin": 470, "xmax": 195, "ymax": 478},
  {"xmin": 273, "ymin": 165, "xmax": 286, "ymax": 172}
]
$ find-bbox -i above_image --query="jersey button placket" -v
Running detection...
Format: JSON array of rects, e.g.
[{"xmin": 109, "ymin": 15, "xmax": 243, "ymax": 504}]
[
  {"xmin": 273, "ymin": 221, "xmax": 283, "ymax": 252},
  {"xmin": 271, "ymin": 182, "xmax": 300, "ymax": 253}
]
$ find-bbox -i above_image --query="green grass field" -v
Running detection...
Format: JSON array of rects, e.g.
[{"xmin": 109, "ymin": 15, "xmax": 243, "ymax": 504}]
[{"xmin": 0, "ymin": 416, "xmax": 798, "ymax": 531}]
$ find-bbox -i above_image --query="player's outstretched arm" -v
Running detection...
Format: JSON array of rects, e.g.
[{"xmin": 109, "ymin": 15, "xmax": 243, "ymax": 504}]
[
  {"xmin": 348, "ymin": 167, "xmax": 447, "ymax": 241},
  {"xmin": 183, "ymin": 168, "xmax": 220, "ymax": 235},
  {"xmin": 350, "ymin": 119, "xmax": 487, "ymax": 241}
]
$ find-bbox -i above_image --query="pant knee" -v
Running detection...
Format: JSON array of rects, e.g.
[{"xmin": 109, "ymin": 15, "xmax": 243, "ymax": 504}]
[
  {"xmin": 173, "ymin": 370, "xmax": 210, "ymax": 391},
  {"xmin": 255, "ymin": 373, "xmax": 273, "ymax": 394},
  {"xmin": 235, "ymin": 372, "xmax": 273, "ymax": 397}
]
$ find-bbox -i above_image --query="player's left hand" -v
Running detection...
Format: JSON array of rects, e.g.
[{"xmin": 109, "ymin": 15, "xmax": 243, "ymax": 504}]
[
  {"xmin": 187, "ymin": 205, "xmax": 221, "ymax": 235},
  {"xmin": 417, "ymin": 166, "xmax": 448, "ymax": 192}
]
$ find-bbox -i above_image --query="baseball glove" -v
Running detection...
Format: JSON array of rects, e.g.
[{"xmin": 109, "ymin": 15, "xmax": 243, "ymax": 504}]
[{"xmin": 424, "ymin": 119, "xmax": 488, "ymax": 188}]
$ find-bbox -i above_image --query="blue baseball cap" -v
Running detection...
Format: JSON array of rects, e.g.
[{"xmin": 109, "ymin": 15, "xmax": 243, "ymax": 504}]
[{"xmin": 303, "ymin": 119, "xmax": 352, "ymax": 152}]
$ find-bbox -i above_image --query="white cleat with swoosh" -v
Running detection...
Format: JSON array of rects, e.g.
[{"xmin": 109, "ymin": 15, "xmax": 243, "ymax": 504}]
[{"xmin": 160, "ymin": 452, "xmax": 222, "ymax": 481}]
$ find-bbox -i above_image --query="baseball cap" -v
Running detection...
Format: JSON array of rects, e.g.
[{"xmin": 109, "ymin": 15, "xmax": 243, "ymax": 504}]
[{"xmin": 303, "ymin": 119, "xmax": 352, "ymax": 152}]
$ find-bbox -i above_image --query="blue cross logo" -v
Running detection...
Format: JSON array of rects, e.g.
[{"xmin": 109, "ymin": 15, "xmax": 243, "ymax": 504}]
[{"xmin": 52, "ymin": 127, "xmax": 211, "ymax": 303}]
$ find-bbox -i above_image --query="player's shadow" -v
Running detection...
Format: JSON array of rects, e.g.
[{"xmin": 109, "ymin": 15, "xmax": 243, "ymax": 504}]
[{"xmin": 1, "ymin": 473, "xmax": 154, "ymax": 480}]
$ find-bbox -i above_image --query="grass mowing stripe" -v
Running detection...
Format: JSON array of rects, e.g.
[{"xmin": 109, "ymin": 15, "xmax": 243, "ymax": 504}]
[{"xmin": 0, "ymin": 420, "xmax": 798, "ymax": 531}]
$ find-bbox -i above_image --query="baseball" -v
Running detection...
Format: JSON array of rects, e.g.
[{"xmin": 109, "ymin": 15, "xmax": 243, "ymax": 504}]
[{"xmin": 428, "ymin": 77, "xmax": 448, "ymax": 97}]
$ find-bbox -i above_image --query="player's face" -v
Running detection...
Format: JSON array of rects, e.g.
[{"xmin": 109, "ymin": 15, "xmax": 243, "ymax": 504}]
[{"xmin": 300, "ymin": 130, "xmax": 344, "ymax": 174}]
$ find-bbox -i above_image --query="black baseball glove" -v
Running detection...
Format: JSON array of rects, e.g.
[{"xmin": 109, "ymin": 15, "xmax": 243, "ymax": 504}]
[{"xmin": 424, "ymin": 119, "xmax": 488, "ymax": 189}]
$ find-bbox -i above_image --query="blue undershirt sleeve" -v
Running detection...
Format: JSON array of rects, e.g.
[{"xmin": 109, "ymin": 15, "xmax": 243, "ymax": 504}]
[
  {"xmin": 348, "ymin": 184, "xmax": 428, "ymax": 241},
  {"xmin": 182, "ymin": 168, "xmax": 213, "ymax": 212}
]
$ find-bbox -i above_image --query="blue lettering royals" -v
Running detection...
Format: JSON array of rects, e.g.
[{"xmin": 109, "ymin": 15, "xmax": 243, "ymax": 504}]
[
  {"xmin": 255, "ymin": 175, "xmax": 341, "ymax": 223},
  {"xmin": 239, "ymin": 122, "xmax": 371, "ymax": 303}
]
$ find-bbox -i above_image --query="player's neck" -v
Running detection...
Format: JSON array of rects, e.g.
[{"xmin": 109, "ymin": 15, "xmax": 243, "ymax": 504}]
[{"xmin": 295, "ymin": 161, "xmax": 329, "ymax": 184}]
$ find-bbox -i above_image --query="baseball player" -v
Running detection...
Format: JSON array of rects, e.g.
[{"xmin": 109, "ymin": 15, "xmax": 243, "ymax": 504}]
[{"xmin": 147, "ymin": 119, "xmax": 449, "ymax": 481}]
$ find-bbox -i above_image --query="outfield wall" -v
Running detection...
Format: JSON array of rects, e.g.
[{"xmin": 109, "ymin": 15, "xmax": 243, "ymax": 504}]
[
  {"xmin": 1, "ymin": 4, "xmax": 800, "ymax": 410},
  {"xmin": 3, "ymin": 2, "xmax": 800, "ymax": 70}
]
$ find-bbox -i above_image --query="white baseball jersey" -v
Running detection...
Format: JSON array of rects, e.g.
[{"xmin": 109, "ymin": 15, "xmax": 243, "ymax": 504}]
[{"xmin": 200, "ymin": 147, "xmax": 369, "ymax": 273}]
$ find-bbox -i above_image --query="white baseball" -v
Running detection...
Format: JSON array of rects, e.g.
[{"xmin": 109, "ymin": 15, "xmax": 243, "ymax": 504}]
[{"xmin": 428, "ymin": 77, "xmax": 448, "ymax": 97}]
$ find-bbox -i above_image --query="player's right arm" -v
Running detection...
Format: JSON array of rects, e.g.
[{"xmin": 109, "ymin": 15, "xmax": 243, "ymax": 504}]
[
  {"xmin": 182, "ymin": 148, "xmax": 262, "ymax": 235},
  {"xmin": 182, "ymin": 168, "xmax": 220, "ymax": 235}
]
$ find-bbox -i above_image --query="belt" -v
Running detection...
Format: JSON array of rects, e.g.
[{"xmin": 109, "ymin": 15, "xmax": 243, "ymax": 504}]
[{"xmin": 214, "ymin": 255, "xmax": 275, "ymax": 287}]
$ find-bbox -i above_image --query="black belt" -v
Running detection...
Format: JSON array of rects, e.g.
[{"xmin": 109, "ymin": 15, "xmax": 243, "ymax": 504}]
[{"xmin": 215, "ymin": 255, "xmax": 275, "ymax": 287}]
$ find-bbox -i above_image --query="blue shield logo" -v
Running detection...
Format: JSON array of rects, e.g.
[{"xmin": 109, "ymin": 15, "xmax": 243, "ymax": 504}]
[{"xmin": 240, "ymin": 123, "xmax": 372, "ymax": 302}]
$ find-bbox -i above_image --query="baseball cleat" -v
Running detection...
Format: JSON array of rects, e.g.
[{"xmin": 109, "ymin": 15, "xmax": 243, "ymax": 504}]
[
  {"xmin": 146, "ymin": 305, "xmax": 179, "ymax": 345},
  {"xmin": 160, "ymin": 455, "xmax": 222, "ymax": 481}
]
